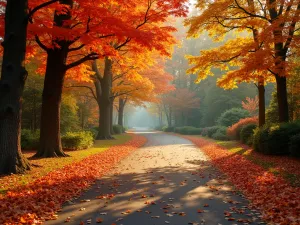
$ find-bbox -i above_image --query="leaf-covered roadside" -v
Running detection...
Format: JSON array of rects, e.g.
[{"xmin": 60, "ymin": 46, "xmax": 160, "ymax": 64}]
[
  {"xmin": 0, "ymin": 134, "xmax": 147, "ymax": 225},
  {"xmin": 183, "ymin": 135, "xmax": 300, "ymax": 225},
  {"xmin": 0, "ymin": 135, "xmax": 132, "ymax": 194}
]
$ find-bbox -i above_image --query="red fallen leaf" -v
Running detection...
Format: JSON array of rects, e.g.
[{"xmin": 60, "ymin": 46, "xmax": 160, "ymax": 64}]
[
  {"xmin": 80, "ymin": 221, "xmax": 84, "ymax": 225},
  {"xmin": 96, "ymin": 218, "xmax": 103, "ymax": 223},
  {"xmin": 227, "ymin": 218, "xmax": 235, "ymax": 221},
  {"xmin": 197, "ymin": 209, "xmax": 204, "ymax": 213},
  {"xmin": 141, "ymin": 194, "xmax": 147, "ymax": 198},
  {"xmin": 224, "ymin": 211, "xmax": 231, "ymax": 217},
  {"xmin": 178, "ymin": 212, "xmax": 186, "ymax": 216},
  {"xmin": 203, "ymin": 204, "xmax": 209, "ymax": 207}
]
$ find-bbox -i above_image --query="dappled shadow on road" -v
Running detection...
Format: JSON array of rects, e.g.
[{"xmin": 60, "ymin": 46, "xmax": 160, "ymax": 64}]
[{"xmin": 45, "ymin": 162, "xmax": 263, "ymax": 225}]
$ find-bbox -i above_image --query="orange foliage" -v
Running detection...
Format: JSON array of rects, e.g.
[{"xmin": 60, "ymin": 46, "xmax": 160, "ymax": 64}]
[
  {"xmin": 185, "ymin": 0, "xmax": 300, "ymax": 88},
  {"xmin": 242, "ymin": 96, "xmax": 259, "ymax": 116},
  {"xmin": 227, "ymin": 117, "xmax": 258, "ymax": 140},
  {"xmin": 0, "ymin": 134, "xmax": 147, "ymax": 224},
  {"xmin": 163, "ymin": 88, "xmax": 200, "ymax": 113},
  {"xmin": 183, "ymin": 136, "xmax": 300, "ymax": 225}
]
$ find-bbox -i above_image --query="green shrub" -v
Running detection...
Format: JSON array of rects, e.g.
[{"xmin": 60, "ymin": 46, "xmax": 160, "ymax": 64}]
[
  {"xmin": 206, "ymin": 126, "xmax": 222, "ymax": 138},
  {"xmin": 188, "ymin": 127, "xmax": 203, "ymax": 135},
  {"xmin": 21, "ymin": 129, "xmax": 40, "ymax": 150},
  {"xmin": 217, "ymin": 108, "xmax": 250, "ymax": 127},
  {"xmin": 212, "ymin": 126, "xmax": 229, "ymax": 140},
  {"xmin": 289, "ymin": 134, "xmax": 300, "ymax": 157},
  {"xmin": 113, "ymin": 125, "xmax": 124, "ymax": 134},
  {"xmin": 174, "ymin": 126, "xmax": 199, "ymax": 135},
  {"xmin": 62, "ymin": 131, "xmax": 94, "ymax": 150},
  {"xmin": 253, "ymin": 122, "xmax": 300, "ymax": 155},
  {"xmin": 162, "ymin": 126, "xmax": 175, "ymax": 132},
  {"xmin": 240, "ymin": 124, "xmax": 257, "ymax": 145}
]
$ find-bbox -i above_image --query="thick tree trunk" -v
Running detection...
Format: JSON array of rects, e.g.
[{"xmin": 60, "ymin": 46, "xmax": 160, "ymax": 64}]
[
  {"xmin": 35, "ymin": 50, "xmax": 68, "ymax": 157},
  {"xmin": 118, "ymin": 98, "xmax": 125, "ymax": 127},
  {"xmin": 275, "ymin": 75, "xmax": 289, "ymax": 123},
  {"xmin": 0, "ymin": 0, "xmax": 30, "ymax": 174},
  {"xmin": 257, "ymin": 79, "xmax": 265, "ymax": 127},
  {"xmin": 35, "ymin": 0, "xmax": 73, "ymax": 157},
  {"xmin": 97, "ymin": 58, "xmax": 113, "ymax": 140}
]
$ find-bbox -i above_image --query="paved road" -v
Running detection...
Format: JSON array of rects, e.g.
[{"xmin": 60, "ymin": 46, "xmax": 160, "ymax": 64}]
[{"xmin": 47, "ymin": 132, "xmax": 264, "ymax": 225}]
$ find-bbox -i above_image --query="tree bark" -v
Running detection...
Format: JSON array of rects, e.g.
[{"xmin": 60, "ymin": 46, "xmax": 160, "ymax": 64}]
[
  {"xmin": 0, "ymin": 0, "xmax": 30, "ymax": 174},
  {"xmin": 118, "ymin": 98, "xmax": 125, "ymax": 127},
  {"xmin": 96, "ymin": 58, "xmax": 113, "ymax": 140},
  {"xmin": 35, "ymin": 50, "xmax": 68, "ymax": 157},
  {"xmin": 110, "ymin": 98, "xmax": 114, "ymax": 135},
  {"xmin": 257, "ymin": 79, "xmax": 265, "ymax": 127},
  {"xmin": 275, "ymin": 75, "xmax": 289, "ymax": 122}
]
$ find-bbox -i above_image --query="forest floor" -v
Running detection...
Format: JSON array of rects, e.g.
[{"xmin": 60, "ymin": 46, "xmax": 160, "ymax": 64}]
[
  {"xmin": 0, "ymin": 134, "xmax": 132, "ymax": 195},
  {"xmin": 190, "ymin": 136, "xmax": 300, "ymax": 187},
  {"xmin": 45, "ymin": 132, "xmax": 266, "ymax": 225},
  {"xmin": 0, "ymin": 134, "xmax": 146, "ymax": 224}
]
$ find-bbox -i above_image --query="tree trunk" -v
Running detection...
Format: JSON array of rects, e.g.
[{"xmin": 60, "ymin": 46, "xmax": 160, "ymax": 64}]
[
  {"xmin": 275, "ymin": 75, "xmax": 289, "ymax": 123},
  {"xmin": 0, "ymin": 0, "xmax": 30, "ymax": 174},
  {"xmin": 35, "ymin": 50, "xmax": 68, "ymax": 157},
  {"xmin": 97, "ymin": 58, "xmax": 113, "ymax": 140},
  {"xmin": 118, "ymin": 98, "xmax": 125, "ymax": 127},
  {"xmin": 110, "ymin": 99, "xmax": 114, "ymax": 135},
  {"xmin": 257, "ymin": 79, "xmax": 265, "ymax": 127},
  {"xmin": 35, "ymin": 0, "xmax": 73, "ymax": 157}
]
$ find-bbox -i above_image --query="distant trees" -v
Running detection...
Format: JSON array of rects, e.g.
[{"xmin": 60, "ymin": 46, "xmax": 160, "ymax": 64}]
[{"xmin": 186, "ymin": 0, "xmax": 300, "ymax": 124}]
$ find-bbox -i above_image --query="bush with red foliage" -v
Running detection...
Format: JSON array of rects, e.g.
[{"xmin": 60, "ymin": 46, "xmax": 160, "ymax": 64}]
[{"xmin": 227, "ymin": 117, "xmax": 258, "ymax": 140}]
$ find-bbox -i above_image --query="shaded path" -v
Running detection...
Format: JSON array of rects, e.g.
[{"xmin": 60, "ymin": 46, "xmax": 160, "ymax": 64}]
[{"xmin": 47, "ymin": 132, "xmax": 264, "ymax": 225}]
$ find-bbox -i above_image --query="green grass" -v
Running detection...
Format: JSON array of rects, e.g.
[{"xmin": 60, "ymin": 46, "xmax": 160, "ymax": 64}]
[{"xmin": 0, "ymin": 134, "xmax": 132, "ymax": 195}]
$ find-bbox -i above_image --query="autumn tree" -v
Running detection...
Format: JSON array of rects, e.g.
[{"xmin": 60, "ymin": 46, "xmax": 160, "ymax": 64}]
[
  {"xmin": 186, "ymin": 0, "xmax": 300, "ymax": 124},
  {"xmin": 30, "ymin": 0, "xmax": 161, "ymax": 156},
  {"xmin": 91, "ymin": 0, "xmax": 188, "ymax": 139},
  {"xmin": 0, "ymin": 0, "xmax": 61, "ymax": 174},
  {"xmin": 162, "ymin": 88, "xmax": 200, "ymax": 127},
  {"xmin": 112, "ymin": 56, "xmax": 174, "ymax": 128}
]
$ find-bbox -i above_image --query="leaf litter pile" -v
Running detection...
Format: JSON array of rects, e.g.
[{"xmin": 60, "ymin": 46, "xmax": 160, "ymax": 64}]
[
  {"xmin": 0, "ymin": 134, "xmax": 147, "ymax": 225},
  {"xmin": 184, "ymin": 135, "xmax": 300, "ymax": 225}
]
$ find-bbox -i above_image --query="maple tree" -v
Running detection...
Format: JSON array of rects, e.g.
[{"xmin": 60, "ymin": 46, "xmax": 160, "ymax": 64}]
[
  {"xmin": 89, "ymin": 1, "xmax": 188, "ymax": 139},
  {"xmin": 162, "ymin": 88, "xmax": 200, "ymax": 127},
  {"xmin": 27, "ymin": 0, "xmax": 187, "ymax": 153},
  {"xmin": 242, "ymin": 96, "xmax": 259, "ymax": 116},
  {"xmin": 186, "ymin": 0, "xmax": 300, "ymax": 125},
  {"xmin": 0, "ymin": 0, "xmax": 63, "ymax": 174},
  {"xmin": 112, "ymin": 55, "xmax": 174, "ymax": 128}
]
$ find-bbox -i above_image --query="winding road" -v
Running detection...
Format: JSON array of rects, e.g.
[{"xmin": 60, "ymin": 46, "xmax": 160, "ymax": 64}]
[{"xmin": 47, "ymin": 131, "xmax": 265, "ymax": 225}]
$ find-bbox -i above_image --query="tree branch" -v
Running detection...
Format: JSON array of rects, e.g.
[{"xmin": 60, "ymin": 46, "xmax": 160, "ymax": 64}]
[
  {"xmin": 35, "ymin": 35, "xmax": 49, "ymax": 52},
  {"xmin": 65, "ymin": 85, "xmax": 98, "ymax": 101},
  {"xmin": 28, "ymin": 0, "xmax": 59, "ymax": 22},
  {"xmin": 65, "ymin": 53, "xmax": 99, "ymax": 70}
]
